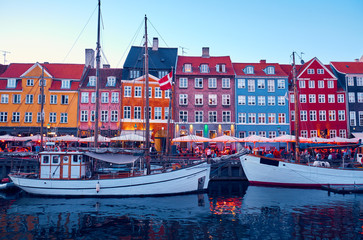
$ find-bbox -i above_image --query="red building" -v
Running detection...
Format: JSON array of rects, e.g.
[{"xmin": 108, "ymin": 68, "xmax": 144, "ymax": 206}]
[{"xmin": 286, "ymin": 57, "xmax": 348, "ymax": 138}]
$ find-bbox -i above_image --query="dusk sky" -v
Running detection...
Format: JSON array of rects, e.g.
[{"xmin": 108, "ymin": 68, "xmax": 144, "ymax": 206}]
[{"xmin": 1, "ymin": 0, "xmax": 363, "ymax": 67}]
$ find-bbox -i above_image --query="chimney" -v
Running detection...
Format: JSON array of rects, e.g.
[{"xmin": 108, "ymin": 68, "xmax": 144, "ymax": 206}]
[
  {"xmin": 260, "ymin": 59, "xmax": 266, "ymax": 64},
  {"xmin": 103, "ymin": 64, "xmax": 110, "ymax": 68},
  {"xmin": 202, "ymin": 47, "xmax": 210, "ymax": 58},
  {"xmin": 85, "ymin": 49, "xmax": 95, "ymax": 68},
  {"xmin": 355, "ymin": 59, "xmax": 359, "ymax": 62},
  {"xmin": 152, "ymin": 38, "xmax": 159, "ymax": 51}
]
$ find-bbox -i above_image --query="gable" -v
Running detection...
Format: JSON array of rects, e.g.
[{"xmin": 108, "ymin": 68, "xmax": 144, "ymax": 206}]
[{"xmin": 298, "ymin": 58, "xmax": 336, "ymax": 80}]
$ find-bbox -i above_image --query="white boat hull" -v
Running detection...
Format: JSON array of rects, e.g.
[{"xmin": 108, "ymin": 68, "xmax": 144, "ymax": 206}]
[
  {"xmin": 10, "ymin": 162, "xmax": 210, "ymax": 196},
  {"xmin": 240, "ymin": 154, "xmax": 363, "ymax": 187}
]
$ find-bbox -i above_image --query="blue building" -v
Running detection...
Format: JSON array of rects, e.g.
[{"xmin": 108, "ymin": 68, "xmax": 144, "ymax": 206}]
[{"xmin": 233, "ymin": 60, "xmax": 290, "ymax": 138}]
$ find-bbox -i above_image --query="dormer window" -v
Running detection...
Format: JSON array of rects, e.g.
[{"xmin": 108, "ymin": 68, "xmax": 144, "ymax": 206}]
[
  {"xmin": 130, "ymin": 70, "xmax": 140, "ymax": 79},
  {"xmin": 266, "ymin": 66, "xmax": 275, "ymax": 74},
  {"xmin": 200, "ymin": 64, "xmax": 209, "ymax": 73},
  {"xmin": 106, "ymin": 76, "xmax": 116, "ymax": 87},
  {"xmin": 216, "ymin": 64, "xmax": 226, "ymax": 73},
  {"xmin": 7, "ymin": 78, "xmax": 16, "ymax": 88},
  {"xmin": 183, "ymin": 64, "xmax": 192, "ymax": 73},
  {"xmin": 88, "ymin": 76, "xmax": 96, "ymax": 86},
  {"xmin": 61, "ymin": 80, "xmax": 70, "ymax": 89},
  {"xmin": 244, "ymin": 66, "xmax": 254, "ymax": 74}
]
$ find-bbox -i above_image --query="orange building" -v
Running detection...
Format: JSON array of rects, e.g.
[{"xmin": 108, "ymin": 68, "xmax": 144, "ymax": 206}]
[
  {"xmin": 120, "ymin": 74, "xmax": 173, "ymax": 151},
  {"xmin": 0, "ymin": 62, "xmax": 86, "ymax": 136}
]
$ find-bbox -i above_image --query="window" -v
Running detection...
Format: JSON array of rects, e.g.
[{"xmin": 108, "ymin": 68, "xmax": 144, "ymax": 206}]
[
  {"xmin": 24, "ymin": 112, "xmax": 32, "ymax": 123},
  {"xmin": 7, "ymin": 78, "xmax": 16, "ymax": 88},
  {"xmin": 268, "ymin": 96, "xmax": 275, "ymax": 106},
  {"xmin": 278, "ymin": 113, "xmax": 286, "ymax": 123},
  {"xmin": 245, "ymin": 66, "xmax": 254, "ymax": 74},
  {"xmin": 319, "ymin": 110, "xmax": 326, "ymax": 121},
  {"xmin": 338, "ymin": 110, "xmax": 345, "ymax": 121},
  {"xmin": 238, "ymin": 113, "xmax": 246, "ymax": 123},
  {"xmin": 357, "ymin": 77, "xmax": 363, "ymax": 86},
  {"xmin": 130, "ymin": 70, "xmax": 140, "ymax": 79},
  {"xmin": 155, "ymin": 107, "xmax": 162, "ymax": 120},
  {"xmin": 239, "ymin": 131, "xmax": 246, "ymax": 138},
  {"xmin": 266, "ymin": 66, "xmax": 275, "ymax": 74},
  {"xmin": 277, "ymin": 79, "xmax": 285, "ymax": 89},
  {"xmin": 37, "ymin": 95, "xmax": 45, "ymax": 104},
  {"xmin": 300, "ymin": 111, "xmax": 307, "ymax": 121},
  {"xmin": 347, "ymin": 77, "xmax": 354, "ymax": 86},
  {"xmin": 124, "ymin": 86, "xmax": 132, "ymax": 97},
  {"xmin": 1, "ymin": 94, "xmax": 9, "ymax": 103},
  {"xmin": 183, "ymin": 64, "xmax": 192, "ymax": 73},
  {"xmin": 257, "ymin": 79, "xmax": 265, "ymax": 89},
  {"xmin": 165, "ymin": 89, "xmax": 171, "ymax": 99},
  {"xmin": 300, "ymin": 94, "xmax": 306, "ymax": 103},
  {"xmin": 158, "ymin": 71, "xmax": 168, "ymax": 79},
  {"xmin": 195, "ymin": 94, "xmax": 203, "ymax": 105},
  {"xmin": 88, "ymin": 76, "xmax": 96, "ymax": 86},
  {"xmin": 60, "ymin": 113, "xmax": 68, "ymax": 123},
  {"xmin": 90, "ymin": 111, "xmax": 95, "ymax": 122},
  {"xmin": 248, "ymin": 113, "xmax": 256, "ymax": 124},
  {"xmin": 80, "ymin": 110, "xmax": 88, "ymax": 122},
  {"xmin": 291, "ymin": 111, "xmax": 295, "ymax": 121},
  {"xmin": 195, "ymin": 78, "xmax": 203, "ymax": 88},
  {"xmin": 110, "ymin": 110, "xmax": 118, "ymax": 122},
  {"xmin": 0, "ymin": 112, "xmax": 8, "ymax": 122},
  {"xmin": 248, "ymin": 131, "xmax": 256, "ymax": 136},
  {"xmin": 290, "ymin": 94, "xmax": 295, "ymax": 103},
  {"xmin": 216, "ymin": 64, "xmax": 226, "ymax": 73},
  {"xmin": 310, "ymin": 130, "xmax": 317, "ymax": 138},
  {"xmin": 123, "ymin": 106, "xmax": 131, "ymax": 119},
  {"xmin": 81, "ymin": 92, "xmax": 89, "ymax": 103},
  {"xmin": 308, "ymin": 80, "xmax": 315, "ymax": 88},
  {"xmin": 258, "ymin": 96, "xmax": 265, "ymax": 106},
  {"xmin": 327, "ymin": 81, "xmax": 334, "ymax": 88},
  {"xmin": 267, "ymin": 80, "xmax": 275, "ymax": 92},
  {"xmin": 26, "ymin": 94, "xmax": 33, "ymax": 104},
  {"xmin": 12, "ymin": 112, "xmax": 20, "ymax": 122},
  {"xmin": 330, "ymin": 130, "xmax": 337, "ymax": 138},
  {"xmin": 27, "ymin": 79, "xmax": 34, "ymax": 86},
  {"xmin": 111, "ymin": 92, "xmax": 119, "ymax": 103},
  {"xmin": 164, "ymin": 107, "xmax": 169, "ymax": 120},
  {"xmin": 101, "ymin": 92, "xmax": 109, "ymax": 103},
  {"xmin": 145, "ymin": 106, "xmax": 152, "ymax": 120},
  {"xmin": 106, "ymin": 77, "xmax": 116, "ymax": 87},
  {"xmin": 278, "ymin": 96, "xmax": 285, "ymax": 106},
  {"xmin": 208, "ymin": 94, "xmax": 217, "ymax": 105},
  {"xmin": 134, "ymin": 107, "xmax": 141, "ymax": 119},
  {"xmin": 329, "ymin": 110, "xmax": 336, "ymax": 121},
  {"xmin": 301, "ymin": 130, "xmax": 308, "ymax": 138},
  {"xmin": 50, "ymin": 95, "xmax": 57, "ymax": 104},
  {"xmin": 358, "ymin": 93, "xmax": 363, "ymax": 103},
  {"xmin": 179, "ymin": 111, "xmax": 188, "ymax": 122},
  {"xmin": 179, "ymin": 94, "xmax": 188, "ymax": 105},
  {"xmin": 339, "ymin": 129, "xmax": 347, "ymax": 138},
  {"xmin": 299, "ymin": 80, "xmax": 305, "ymax": 88},
  {"xmin": 350, "ymin": 111, "xmax": 356, "ymax": 126},
  {"xmin": 248, "ymin": 96, "xmax": 256, "ymax": 105},
  {"xmin": 200, "ymin": 64, "xmax": 209, "ymax": 73},
  {"xmin": 195, "ymin": 111, "xmax": 203, "ymax": 122},
  {"xmin": 148, "ymin": 87, "xmax": 152, "ymax": 98},
  {"xmin": 222, "ymin": 94, "xmax": 230, "ymax": 105},
  {"xmin": 247, "ymin": 79, "xmax": 255, "ymax": 92},
  {"xmin": 101, "ymin": 110, "xmax": 108, "ymax": 122},
  {"xmin": 268, "ymin": 113, "xmax": 276, "ymax": 124},
  {"xmin": 222, "ymin": 111, "xmax": 231, "ymax": 122},
  {"xmin": 37, "ymin": 112, "xmax": 41, "ymax": 123},
  {"xmin": 208, "ymin": 78, "xmax": 217, "ymax": 88},
  {"xmin": 238, "ymin": 95, "xmax": 246, "ymax": 105},
  {"xmin": 39, "ymin": 79, "xmax": 46, "ymax": 86},
  {"xmin": 317, "ymin": 69, "xmax": 324, "ymax": 74},
  {"xmin": 237, "ymin": 79, "xmax": 246, "ymax": 88},
  {"xmin": 49, "ymin": 112, "xmax": 56, "ymax": 123},
  {"xmin": 307, "ymin": 69, "xmax": 314, "ymax": 74},
  {"xmin": 258, "ymin": 113, "xmax": 266, "ymax": 124},
  {"xmin": 318, "ymin": 94, "xmax": 325, "ymax": 103},
  {"xmin": 269, "ymin": 131, "xmax": 276, "ymax": 138},
  {"xmin": 359, "ymin": 111, "xmax": 363, "ymax": 126},
  {"xmin": 61, "ymin": 80, "xmax": 70, "ymax": 89},
  {"xmin": 318, "ymin": 80, "xmax": 324, "ymax": 88},
  {"xmin": 348, "ymin": 92, "xmax": 355, "ymax": 103},
  {"xmin": 309, "ymin": 94, "xmax": 316, "ymax": 103},
  {"xmin": 135, "ymin": 87, "xmax": 142, "ymax": 97},
  {"xmin": 310, "ymin": 110, "xmax": 317, "ymax": 121},
  {"xmin": 179, "ymin": 78, "xmax": 188, "ymax": 88},
  {"xmin": 337, "ymin": 94, "xmax": 344, "ymax": 103},
  {"xmin": 328, "ymin": 94, "xmax": 335, "ymax": 103},
  {"xmin": 208, "ymin": 111, "xmax": 217, "ymax": 122},
  {"xmin": 61, "ymin": 95, "xmax": 69, "ymax": 104},
  {"xmin": 222, "ymin": 78, "xmax": 230, "ymax": 88}
]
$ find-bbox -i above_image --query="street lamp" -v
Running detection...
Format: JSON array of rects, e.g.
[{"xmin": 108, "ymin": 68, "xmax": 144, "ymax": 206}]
[{"xmin": 134, "ymin": 124, "xmax": 137, "ymax": 134}]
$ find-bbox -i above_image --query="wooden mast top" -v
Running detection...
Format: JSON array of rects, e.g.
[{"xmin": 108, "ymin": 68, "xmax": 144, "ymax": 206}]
[{"xmin": 94, "ymin": 0, "xmax": 101, "ymax": 147}]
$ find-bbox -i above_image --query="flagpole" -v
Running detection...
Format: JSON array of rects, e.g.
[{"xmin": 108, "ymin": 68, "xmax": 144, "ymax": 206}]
[{"xmin": 165, "ymin": 67, "xmax": 173, "ymax": 155}]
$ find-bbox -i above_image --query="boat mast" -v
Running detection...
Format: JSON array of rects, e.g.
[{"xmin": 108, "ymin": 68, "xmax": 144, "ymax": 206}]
[
  {"xmin": 40, "ymin": 66, "xmax": 45, "ymax": 151},
  {"xmin": 144, "ymin": 15, "xmax": 150, "ymax": 152},
  {"xmin": 292, "ymin": 52, "xmax": 300, "ymax": 162},
  {"xmin": 94, "ymin": 0, "xmax": 101, "ymax": 147},
  {"xmin": 165, "ymin": 67, "xmax": 173, "ymax": 155}
]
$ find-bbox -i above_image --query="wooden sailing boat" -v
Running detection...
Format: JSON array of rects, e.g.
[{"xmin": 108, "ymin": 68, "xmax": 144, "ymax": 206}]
[
  {"xmin": 9, "ymin": 1, "xmax": 210, "ymax": 196},
  {"xmin": 240, "ymin": 52, "xmax": 363, "ymax": 188}
]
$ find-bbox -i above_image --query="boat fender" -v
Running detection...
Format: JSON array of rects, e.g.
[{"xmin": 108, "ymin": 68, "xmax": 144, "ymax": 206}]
[{"xmin": 96, "ymin": 182, "xmax": 100, "ymax": 193}]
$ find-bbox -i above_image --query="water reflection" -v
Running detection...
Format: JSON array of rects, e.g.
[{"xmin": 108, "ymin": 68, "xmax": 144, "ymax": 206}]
[{"xmin": 1, "ymin": 181, "xmax": 363, "ymax": 239}]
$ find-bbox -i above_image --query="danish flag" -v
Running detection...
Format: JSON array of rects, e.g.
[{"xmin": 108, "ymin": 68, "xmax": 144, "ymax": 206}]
[{"xmin": 158, "ymin": 71, "xmax": 173, "ymax": 90}]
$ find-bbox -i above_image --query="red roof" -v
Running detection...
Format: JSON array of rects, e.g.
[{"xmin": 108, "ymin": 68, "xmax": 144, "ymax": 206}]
[
  {"xmin": 233, "ymin": 61, "xmax": 288, "ymax": 77},
  {"xmin": 176, "ymin": 56, "xmax": 234, "ymax": 75},
  {"xmin": 0, "ymin": 64, "xmax": 8, "ymax": 75},
  {"xmin": 330, "ymin": 61, "xmax": 363, "ymax": 74},
  {"xmin": 0, "ymin": 63, "xmax": 33, "ymax": 78}
]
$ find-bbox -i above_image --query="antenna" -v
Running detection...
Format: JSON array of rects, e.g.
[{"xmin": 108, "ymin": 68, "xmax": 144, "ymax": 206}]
[
  {"xmin": 179, "ymin": 46, "xmax": 188, "ymax": 56},
  {"xmin": 0, "ymin": 50, "xmax": 11, "ymax": 65}
]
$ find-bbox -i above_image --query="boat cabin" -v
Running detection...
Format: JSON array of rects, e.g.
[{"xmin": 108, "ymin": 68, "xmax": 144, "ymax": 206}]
[{"xmin": 39, "ymin": 151, "xmax": 87, "ymax": 180}]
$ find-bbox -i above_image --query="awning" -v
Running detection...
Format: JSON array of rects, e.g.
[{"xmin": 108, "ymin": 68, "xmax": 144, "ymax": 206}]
[{"xmin": 84, "ymin": 152, "xmax": 140, "ymax": 164}]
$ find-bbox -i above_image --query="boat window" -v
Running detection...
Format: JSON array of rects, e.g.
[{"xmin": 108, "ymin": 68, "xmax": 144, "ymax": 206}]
[
  {"xmin": 42, "ymin": 156, "xmax": 49, "ymax": 164},
  {"xmin": 79, "ymin": 155, "xmax": 84, "ymax": 163},
  {"xmin": 52, "ymin": 156, "xmax": 59, "ymax": 164},
  {"xmin": 63, "ymin": 156, "xmax": 69, "ymax": 163},
  {"xmin": 73, "ymin": 155, "xmax": 78, "ymax": 163}
]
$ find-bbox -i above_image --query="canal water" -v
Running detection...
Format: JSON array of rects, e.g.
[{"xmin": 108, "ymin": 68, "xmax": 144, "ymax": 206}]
[{"xmin": 1, "ymin": 181, "xmax": 362, "ymax": 239}]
